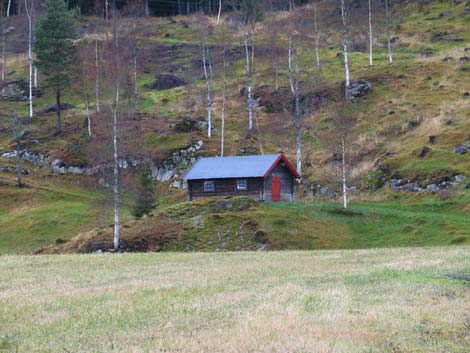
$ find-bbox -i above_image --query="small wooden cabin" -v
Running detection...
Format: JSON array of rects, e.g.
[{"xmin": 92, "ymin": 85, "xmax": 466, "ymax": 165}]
[{"xmin": 183, "ymin": 154, "xmax": 301, "ymax": 202}]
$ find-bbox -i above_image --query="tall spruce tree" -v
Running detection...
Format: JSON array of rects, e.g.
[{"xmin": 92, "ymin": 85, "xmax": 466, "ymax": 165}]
[
  {"xmin": 132, "ymin": 165, "xmax": 156, "ymax": 219},
  {"xmin": 34, "ymin": 0, "xmax": 76, "ymax": 134}
]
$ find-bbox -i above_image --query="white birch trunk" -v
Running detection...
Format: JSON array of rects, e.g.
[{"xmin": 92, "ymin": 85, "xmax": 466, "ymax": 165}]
[
  {"xmin": 34, "ymin": 65, "xmax": 37, "ymax": 87},
  {"xmin": 12, "ymin": 111, "xmax": 23, "ymax": 187},
  {"xmin": 25, "ymin": 0, "xmax": 33, "ymax": 119},
  {"xmin": 85, "ymin": 93, "xmax": 91, "ymax": 137},
  {"xmin": 368, "ymin": 0, "xmax": 373, "ymax": 66},
  {"xmin": 341, "ymin": 136, "xmax": 348, "ymax": 208},
  {"xmin": 7, "ymin": 0, "xmax": 11, "ymax": 17},
  {"xmin": 341, "ymin": 0, "xmax": 351, "ymax": 91},
  {"xmin": 385, "ymin": 0, "xmax": 393, "ymax": 64},
  {"xmin": 220, "ymin": 45, "xmax": 226, "ymax": 157},
  {"xmin": 288, "ymin": 35, "xmax": 302, "ymax": 175},
  {"xmin": 217, "ymin": 0, "xmax": 222, "ymax": 24},
  {"xmin": 133, "ymin": 26, "xmax": 139, "ymax": 116},
  {"xmin": 294, "ymin": 46, "xmax": 301, "ymax": 175},
  {"xmin": 244, "ymin": 37, "xmax": 254, "ymax": 130},
  {"xmin": 112, "ymin": 84, "xmax": 120, "ymax": 250},
  {"xmin": 314, "ymin": 3, "xmax": 321, "ymax": 70},
  {"xmin": 112, "ymin": 14, "xmax": 120, "ymax": 251},
  {"xmin": 254, "ymin": 109, "xmax": 264, "ymax": 155},
  {"xmin": 1, "ymin": 9, "xmax": 5, "ymax": 82},
  {"xmin": 201, "ymin": 41, "xmax": 212, "ymax": 138},
  {"xmin": 95, "ymin": 38, "xmax": 100, "ymax": 112},
  {"xmin": 274, "ymin": 62, "xmax": 279, "ymax": 92}
]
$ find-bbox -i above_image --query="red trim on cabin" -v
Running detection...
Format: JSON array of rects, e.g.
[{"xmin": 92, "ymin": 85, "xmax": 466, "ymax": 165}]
[{"xmin": 263, "ymin": 154, "xmax": 301, "ymax": 179}]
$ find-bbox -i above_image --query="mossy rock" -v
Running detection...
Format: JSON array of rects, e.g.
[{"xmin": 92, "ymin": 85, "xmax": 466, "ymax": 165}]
[
  {"xmin": 209, "ymin": 197, "xmax": 258, "ymax": 213},
  {"xmin": 363, "ymin": 169, "xmax": 386, "ymax": 190},
  {"xmin": 391, "ymin": 168, "xmax": 459, "ymax": 187}
]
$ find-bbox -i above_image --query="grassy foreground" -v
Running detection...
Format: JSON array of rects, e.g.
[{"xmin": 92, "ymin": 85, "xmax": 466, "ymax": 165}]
[{"xmin": 1, "ymin": 248, "xmax": 469, "ymax": 352}]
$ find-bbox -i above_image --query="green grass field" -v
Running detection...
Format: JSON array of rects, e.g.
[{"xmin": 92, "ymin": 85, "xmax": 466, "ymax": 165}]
[
  {"xmin": 0, "ymin": 248, "xmax": 468, "ymax": 352},
  {"xmin": 1, "ymin": 168, "xmax": 469, "ymax": 254}
]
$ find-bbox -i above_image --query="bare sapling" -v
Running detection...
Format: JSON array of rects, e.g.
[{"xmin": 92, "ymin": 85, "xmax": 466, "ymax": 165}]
[
  {"xmin": 331, "ymin": 97, "xmax": 357, "ymax": 208},
  {"xmin": 1, "ymin": 2, "xmax": 6, "ymax": 82},
  {"xmin": 11, "ymin": 111, "xmax": 24, "ymax": 187},
  {"xmin": 385, "ymin": 0, "xmax": 393, "ymax": 64},
  {"xmin": 25, "ymin": 0, "xmax": 34, "ymax": 119},
  {"xmin": 314, "ymin": 2, "xmax": 321, "ymax": 70},
  {"xmin": 220, "ymin": 24, "xmax": 228, "ymax": 156},
  {"xmin": 195, "ymin": 13, "xmax": 214, "ymax": 138},
  {"xmin": 368, "ymin": 0, "xmax": 373, "ymax": 66}
]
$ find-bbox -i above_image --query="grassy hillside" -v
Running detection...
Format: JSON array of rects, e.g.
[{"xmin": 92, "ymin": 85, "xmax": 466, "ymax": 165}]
[
  {"xmin": 1, "ymin": 247, "xmax": 469, "ymax": 352},
  {"xmin": 1, "ymin": 1, "xmax": 469, "ymax": 182},
  {"xmin": 1, "ymin": 1, "xmax": 470, "ymax": 254},
  {"xmin": 40, "ymin": 188, "xmax": 470, "ymax": 254},
  {"xmin": 0, "ymin": 172, "xmax": 104, "ymax": 254}
]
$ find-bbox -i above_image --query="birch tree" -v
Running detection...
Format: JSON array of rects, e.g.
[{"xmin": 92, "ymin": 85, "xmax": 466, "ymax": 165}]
[
  {"xmin": 230, "ymin": 0, "xmax": 265, "ymax": 131},
  {"xmin": 132, "ymin": 23, "xmax": 139, "ymax": 117},
  {"xmin": 95, "ymin": 30, "xmax": 100, "ymax": 113},
  {"xmin": 368, "ymin": 0, "xmax": 373, "ymax": 66},
  {"xmin": 194, "ymin": 13, "xmax": 214, "ymax": 138},
  {"xmin": 219, "ymin": 24, "xmax": 228, "ymax": 156},
  {"xmin": 340, "ymin": 0, "xmax": 356, "ymax": 95},
  {"xmin": 7, "ymin": 0, "xmax": 11, "ymax": 17},
  {"xmin": 217, "ymin": 0, "xmax": 222, "ymax": 24},
  {"xmin": 123, "ymin": 2, "xmax": 146, "ymax": 117},
  {"xmin": 78, "ymin": 41, "xmax": 93, "ymax": 137},
  {"xmin": 331, "ymin": 97, "xmax": 356, "ymax": 208},
  {"xmin": 1, "ymin": 2, "xmax": 6, "ymax": 82},
  {"xmin": 286, "ymin": 8, "xmax": 306, "ymax": 175},
  {"xmin": 313, "ymin": 1, "xmax": 321, "ymax": 70},
  {"xmin": 244, "ymin": 30, "xmax": 255, "ymax": 130},
  {"xmin": 384, "ymin": 0, "xmax": 393, "ymax": 64},
  {"xmin": 24, "ymin": 0, "xmax": 34, "ymax": 119},
  {"xmin": 265, "ymin": 16, "xmax": 285, "ymax": 93},
  {"xmin": 11, "ymin": 111, "xmax": 24, "ymax": 188},
  {"xmin": 108, "ymin": 7, "xmax": 122, "ymax": 251}
]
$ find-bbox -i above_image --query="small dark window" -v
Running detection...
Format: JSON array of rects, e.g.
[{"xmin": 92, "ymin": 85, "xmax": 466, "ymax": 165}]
[
  {"xmin": 204, "ymin": 181, "xmax": 215, "ymax": 192},
  {"xmin": 237, "ymin": 179, "xmax": 247, "ymax": 190}
]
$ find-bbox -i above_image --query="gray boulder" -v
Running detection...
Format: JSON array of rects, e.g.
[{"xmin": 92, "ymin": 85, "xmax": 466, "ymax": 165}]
[
  {"xmin": 1, "ymin": 81, "xmax": 28, "ymax": 101},
  {"xmin": 346, "ymin": 80, "xmax": 372, "ymax": 100},
  {"xmin": 318, "ymin": 186, "xmax": 337, "ymax": 196},
  {"xmin": 454, "ymin": 144, "xmax": 469, "ymax": 154},
  {"xmin": 426, "ymin": 184, "xmax": 440, "ymax": 192},
  {"xmin": 455, "ymin": 174, "xmax": 467, "ymax": 183},
  {"xmin": 1, "ymin": 80, "xmax": 41, "ymax": 102}
]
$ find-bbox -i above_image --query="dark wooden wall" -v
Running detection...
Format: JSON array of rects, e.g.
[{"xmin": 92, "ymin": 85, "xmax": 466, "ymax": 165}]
[
  {"xmin": 188, "ymin": 177, "xmax": 264, "ymax": 200},
  {"xmin": 263, "ymin": 163, "xmax": 295, "ymax": 202}
]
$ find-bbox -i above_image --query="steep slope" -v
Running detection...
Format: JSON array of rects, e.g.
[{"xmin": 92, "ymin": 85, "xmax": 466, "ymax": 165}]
[
  {"xmin": 1, "ymin": 1, "xmax": 470, "ymax": 254},
  {"xmin": 0, "ymin": 2, "xmax": 469, "ymax": 187}
]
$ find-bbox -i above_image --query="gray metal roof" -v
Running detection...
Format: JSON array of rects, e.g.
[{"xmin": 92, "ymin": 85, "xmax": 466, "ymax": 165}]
[{"xmin": 183, "ymin": 154, "xmax": 282, "ymax": 180}]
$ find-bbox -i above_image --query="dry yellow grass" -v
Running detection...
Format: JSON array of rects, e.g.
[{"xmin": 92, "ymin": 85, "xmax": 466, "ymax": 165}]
[{"xmin": 0, "ymin": 247, "xmax": 469, "ymax": 352}]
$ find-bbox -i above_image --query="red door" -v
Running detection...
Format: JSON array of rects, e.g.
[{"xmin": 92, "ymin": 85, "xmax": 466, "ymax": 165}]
[{"xmin": 272, "ymin": 176, "xmax": 281, "ymax": 202}]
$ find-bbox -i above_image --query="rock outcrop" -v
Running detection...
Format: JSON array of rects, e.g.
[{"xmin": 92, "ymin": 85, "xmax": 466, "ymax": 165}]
[
  {"xmin": 391, "ymin": 174, "xmax": 466, "ymax": 192},
  {"xmin": 1, "ymin": 141, "xmax": 203, "ymax": 188},
  {"xmin": 144, "ymin": 74, "xmax": 186, "ymax": 90},
  {"xmin": 1, "ymin": 80, "xmax": 41, "ymax": 102},
  {"xmin": 454, "ymin": 144, "xmax": 470, "ymax": 154},
  {"xmin": 346, "ymin": 80, "xmax": 372, "ymax": 100}
]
